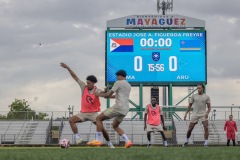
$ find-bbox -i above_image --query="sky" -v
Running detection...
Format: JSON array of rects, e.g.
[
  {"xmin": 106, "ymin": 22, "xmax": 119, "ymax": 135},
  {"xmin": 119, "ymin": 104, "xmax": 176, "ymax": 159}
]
[{"xmin": 0, "ymin": 0, "xmax": 240, "ymax": 118}]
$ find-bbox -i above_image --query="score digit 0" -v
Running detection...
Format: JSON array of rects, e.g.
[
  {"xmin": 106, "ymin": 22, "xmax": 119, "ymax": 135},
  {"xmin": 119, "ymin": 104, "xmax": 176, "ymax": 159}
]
[{"xmin": 134, "ymin": 56, "xmax": 143, "ymax": 71}]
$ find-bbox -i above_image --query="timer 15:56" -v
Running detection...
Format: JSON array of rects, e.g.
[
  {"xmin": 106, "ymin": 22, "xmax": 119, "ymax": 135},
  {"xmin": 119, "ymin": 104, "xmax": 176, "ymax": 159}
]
[{"xmin": 148, "ymin": 64, "xmax": 164, "ymax": 72}]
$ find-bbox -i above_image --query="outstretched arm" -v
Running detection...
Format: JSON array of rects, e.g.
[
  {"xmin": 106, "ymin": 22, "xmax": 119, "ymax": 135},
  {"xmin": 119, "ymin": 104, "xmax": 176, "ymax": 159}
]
[
  {"xmin": 94, "ymin": 89, "xmax": 115, "ymax": 98},
  {"xmin": 60, "ymin": 62, "xmax": 79, "ymax": 81}
]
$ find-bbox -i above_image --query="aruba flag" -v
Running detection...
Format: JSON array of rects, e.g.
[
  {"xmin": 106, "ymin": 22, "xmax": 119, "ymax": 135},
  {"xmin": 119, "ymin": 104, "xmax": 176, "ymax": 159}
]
[
  {"xmin": 180, "ymin": 40, "xmax": 201, "ymax": 52},
  {"xmin": 110, "ymin": 38, "xmax": 133, "ymax": 52}
]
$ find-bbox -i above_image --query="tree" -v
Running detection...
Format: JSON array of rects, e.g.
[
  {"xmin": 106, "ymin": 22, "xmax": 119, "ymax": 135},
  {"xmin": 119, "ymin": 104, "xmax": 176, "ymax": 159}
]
[
  {"xmin": 0, "ymin": 114, "xmax": 7, "ymax": 119},
  {"xmin": 7, "ymin": 99, "xmax": 48, "ymax": 120},
  {"xmin": 36, "ymin": 112, "xmax": 49, "ymax": 120}
]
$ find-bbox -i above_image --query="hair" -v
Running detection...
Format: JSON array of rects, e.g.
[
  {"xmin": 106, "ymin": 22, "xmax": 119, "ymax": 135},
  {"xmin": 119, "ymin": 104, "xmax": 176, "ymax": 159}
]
[
  {"xmin": 115, "ymin": 70, "xmax": 127, "ymax": 77},
  {"xmin": 86, "ymin": 75, "xmax": 97, "ymax": 83},
  {"xmin": 197, "ymin": 84, "xmax": 205, "ymax": 91},
  {"xmin": 151, "ymin": 97, "xmax": 158, "ymax": 101},
  {"xmin": 229, "ymin": 115, "xmax": 233, "ymax": 117}
]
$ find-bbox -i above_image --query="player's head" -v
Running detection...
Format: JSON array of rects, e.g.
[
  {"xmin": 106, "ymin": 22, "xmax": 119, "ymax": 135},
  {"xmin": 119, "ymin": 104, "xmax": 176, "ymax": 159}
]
[
  {"xmin": 229, "ymin": 115, "xmax": 233, "ymax": 121},
  {"xmin": 151, "ymin": 97, "xmax": 157, "ymax": 106},
  {"xmin": 197, "ymin": 84, "xmax": 204, "ymax": 94},
  {"xmin": 116, "ymin": 70, "xmax": 127, "ymax": 80},
  {"xmin": 86, "ymin": 75, "xmax": 97, "ymax": 89}
]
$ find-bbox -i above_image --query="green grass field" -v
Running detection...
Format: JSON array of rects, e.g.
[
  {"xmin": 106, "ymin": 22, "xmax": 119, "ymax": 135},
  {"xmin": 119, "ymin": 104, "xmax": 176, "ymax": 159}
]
[{"xmin": 0, "ymin": 146, "xmax": 240, "ymax": 160}]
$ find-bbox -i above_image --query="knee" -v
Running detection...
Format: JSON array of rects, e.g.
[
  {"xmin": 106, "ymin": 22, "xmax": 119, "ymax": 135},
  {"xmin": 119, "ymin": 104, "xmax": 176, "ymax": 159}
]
[
  {"xmin": 188, "ymin": 127, "xmax": 193, "ymax": 132},
  {"xmin": 96, "ymin": 115, "xmax": 101, "ymax": 122},
  {"xmin": 96, "ymin": 115, "xmax": 104, "ymax": 122},
  {"xmin": 69, "ymin": 117, "xmax": 74, "ymax": 124},
  {"xmin": 112, "ymin": 123, "xmax": 118, "ymax": 129},
  {"xmin": 204, "ymin": 127, "xmax": 209, "ymax": 132}
]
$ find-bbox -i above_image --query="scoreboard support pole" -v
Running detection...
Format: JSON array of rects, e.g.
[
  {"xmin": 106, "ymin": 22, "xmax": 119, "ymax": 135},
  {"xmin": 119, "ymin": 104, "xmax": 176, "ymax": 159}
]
[
  {"xmin": 168, "ymin": 83, "xmax": 173, "ymax": 129},
  {"xmin": 139, "ymin": 83, "xmax": 143, "ymax": 119},
  {"xmin": 129, "ymin": 84, "xmax": 144, "ymax": 120}
]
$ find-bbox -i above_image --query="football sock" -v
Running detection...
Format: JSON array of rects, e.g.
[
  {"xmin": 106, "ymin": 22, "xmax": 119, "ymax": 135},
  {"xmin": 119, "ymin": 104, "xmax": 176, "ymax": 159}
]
[
  {"xmin": 164, "ymin": 140, "xmax": 168, "ymax": 145},
  {"xmin": 148, "ymin": 141, "xmax": 151, "ymax": 145},
  {"xmin": 204, "ymin": 140, "xmax": 208, "ymax": 145},
  {"xmin": 74, "ymin": 133, "xmax": 80, "ymax": 139},
  {"xmin": 186, "ymin": 138, "xmax": 189, "ymax": 143},
  {"xmin": 96, "ymin": 132, "xmax": 103, "ymax": 142},
  {"xmin": 122, "ymin": 134, "xmax": 130, "ymax": 143},
  {"xmin": 107, "ymin": 141, "xmax": 113, "ymax": 146}
]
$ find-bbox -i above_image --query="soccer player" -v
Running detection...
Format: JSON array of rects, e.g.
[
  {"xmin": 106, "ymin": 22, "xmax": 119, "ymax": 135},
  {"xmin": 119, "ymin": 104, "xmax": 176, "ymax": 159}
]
[
  {"xmin": 60, "ymin": 62, "xmax": 114, "ymax": 148},
  {"xmin": 224, "ymin": 115, "xmax": 238, "ymax": 146},
  {"xmin": 144, "ymin": 97, "xmax": 168, "ymax": 147},
  {"xmin": 87, "ymin": 70, "xmax": 132, "ymax": 148},
  {"xmin": 183, "ymin": 84, "xmax": 211, "ymax": 146}
]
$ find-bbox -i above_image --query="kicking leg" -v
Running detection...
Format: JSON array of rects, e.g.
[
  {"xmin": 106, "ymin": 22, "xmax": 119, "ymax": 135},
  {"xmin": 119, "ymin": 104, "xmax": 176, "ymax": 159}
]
[{"xmin": 69, "ymin": 115, "xmax": 83, "ymax": 144}]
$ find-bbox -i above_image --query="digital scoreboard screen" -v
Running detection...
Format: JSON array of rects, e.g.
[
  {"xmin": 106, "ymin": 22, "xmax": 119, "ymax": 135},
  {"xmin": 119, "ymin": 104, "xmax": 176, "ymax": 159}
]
[{"xmin": 106, "ymin": 30, "xmax": 206, "ymax": 85}]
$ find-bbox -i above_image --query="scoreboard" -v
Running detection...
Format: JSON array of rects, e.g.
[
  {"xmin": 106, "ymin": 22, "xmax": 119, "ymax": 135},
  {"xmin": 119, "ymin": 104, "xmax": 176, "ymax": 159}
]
[{"xmin": 106, "ymin": 30, "xmax": 206, "ymax": 86}]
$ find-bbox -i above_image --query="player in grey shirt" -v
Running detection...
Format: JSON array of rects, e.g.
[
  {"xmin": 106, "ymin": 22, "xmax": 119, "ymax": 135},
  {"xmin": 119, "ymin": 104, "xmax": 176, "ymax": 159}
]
[
  {"xmin": 183, "ymin": 84, "xmax": 211, "ymax": 146},
  {"xmin": 87, "ymin": 70, "xmax": 133, "ymax": 148}
]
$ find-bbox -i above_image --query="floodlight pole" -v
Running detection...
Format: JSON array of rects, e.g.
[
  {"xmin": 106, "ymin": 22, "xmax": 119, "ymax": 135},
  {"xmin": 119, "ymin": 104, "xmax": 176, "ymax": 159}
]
[{"xmin": 157, "ymin": 0, "xmax": 173, "ymax": 15}]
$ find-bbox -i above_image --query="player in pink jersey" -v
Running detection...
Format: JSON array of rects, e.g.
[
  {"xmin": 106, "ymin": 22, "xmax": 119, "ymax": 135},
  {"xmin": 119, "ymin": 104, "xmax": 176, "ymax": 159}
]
[
  {"xmin": 224, "ymin": 115, "xmax": 238, "ymax": 146},
  {"xmin": 144, "ymin": 97, "xmax": 168, "ymax": 147},
  {"xmin": 60, "ymin": 62, "xmax": 114, "ymax": 148}
]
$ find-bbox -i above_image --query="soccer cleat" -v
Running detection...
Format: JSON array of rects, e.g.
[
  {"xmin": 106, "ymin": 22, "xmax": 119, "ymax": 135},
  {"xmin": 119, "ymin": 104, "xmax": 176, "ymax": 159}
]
[
  {"xmin": 87, "ymin": 140, "xmax": 103, "ymax": 146},
  {"xmin": 108, "ymin": 143, "xmax": 115, "ymax": 149},
  {"xmin": 76, "ymin": 138, "xmax": 83, "ymax": 144},
  {"xmin": 147, "ymin": 144, "xmax": 151, "ymax": 148},
  {"xmin": 124, "ymin": 140, "xmax": 133, "ymax": 148},
  {"xmin": 182, "ymin": 142, "xmax": 188, "ymax": 147}
]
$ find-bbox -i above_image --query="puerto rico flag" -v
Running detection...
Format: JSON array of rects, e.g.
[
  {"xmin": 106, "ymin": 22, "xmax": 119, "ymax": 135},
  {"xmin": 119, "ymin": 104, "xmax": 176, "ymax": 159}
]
[
  {"xmin": 110, "ymin": 38, "xmax": 133, "ymax": 52},
  {"xmin": 180, "ymin": 40, "xmax": 201, "ymax": 52}
]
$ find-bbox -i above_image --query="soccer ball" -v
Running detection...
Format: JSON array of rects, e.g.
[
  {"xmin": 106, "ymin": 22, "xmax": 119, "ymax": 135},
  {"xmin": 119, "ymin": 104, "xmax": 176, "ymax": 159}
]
[{"xmin": 59, "ymin": 139, "xmax": 70, "ymax": 148}]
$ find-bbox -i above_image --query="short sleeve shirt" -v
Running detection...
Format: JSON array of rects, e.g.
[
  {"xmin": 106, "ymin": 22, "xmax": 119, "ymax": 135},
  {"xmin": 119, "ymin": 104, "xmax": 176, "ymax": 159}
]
[
  {"xmin": 190, "ymin": 93, "xmax": 210, "ymax": 116},
  {"xmin": 110, "ymin": 80, "xmax": 131, "ymax": 115}
]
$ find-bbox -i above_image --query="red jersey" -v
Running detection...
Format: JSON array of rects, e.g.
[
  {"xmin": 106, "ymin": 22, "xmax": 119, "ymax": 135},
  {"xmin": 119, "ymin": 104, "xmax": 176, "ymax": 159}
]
[
  {"xmin": 147, "ymin": 104, "xmax": 161, "ymax": 126},
  {"xmin": 80, "ymin": 86, "xmax": 100, "ymax": 112},
  {"xmin": 224, "ymin": 120, "xmax": 238, "ymax": 132}
]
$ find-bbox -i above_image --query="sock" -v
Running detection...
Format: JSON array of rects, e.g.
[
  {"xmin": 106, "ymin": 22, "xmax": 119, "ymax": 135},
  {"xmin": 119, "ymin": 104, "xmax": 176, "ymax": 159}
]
[
  {"xmin": 186, "ymin": 138, "xmax": 189, "ymax": 143},
  {"xmin": 96, "ymin": 132, "xmax": 103, "ymax": 142},
  {"xmin": 74, "ymin": 133, "xmax": 80, "ymax": 139},
  {"xmin": 148, "ymin": 141, "xmax": 151, "ymax": 145},
  {"xmin": 204, "ymin": 140, "xmax": 208, "ymax": 145},
  {"xmin": 122, "ymin": 134, "xmax": 129, "ymax": 143},
  {"xmin": 164, "ymin": 140, "xmax": 168, "ymax": 145},
  {"xmin": 107, "ymin": 141, "xmax": 113, "ymax": 146}
]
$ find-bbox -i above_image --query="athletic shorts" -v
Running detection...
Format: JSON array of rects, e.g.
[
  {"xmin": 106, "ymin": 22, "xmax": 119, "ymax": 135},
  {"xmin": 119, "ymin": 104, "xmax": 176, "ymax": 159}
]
[
  {"xmin": 103, "ymin": 107, "xmax": 126, "ymax": 122},
  {"xmin": 227, "ymin": 130, "xmax": 236, "ymax": 140},
  {"xmin": 147, "ymin": 124, "xmax": 164, "ymax": 132},
  {"xmin": 74, "ymin": 112, "xmax": 98, "ymax": 122},
  {"xmin": 190, "ymin": 114, "xmax": 208, "ymax": 123}
]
